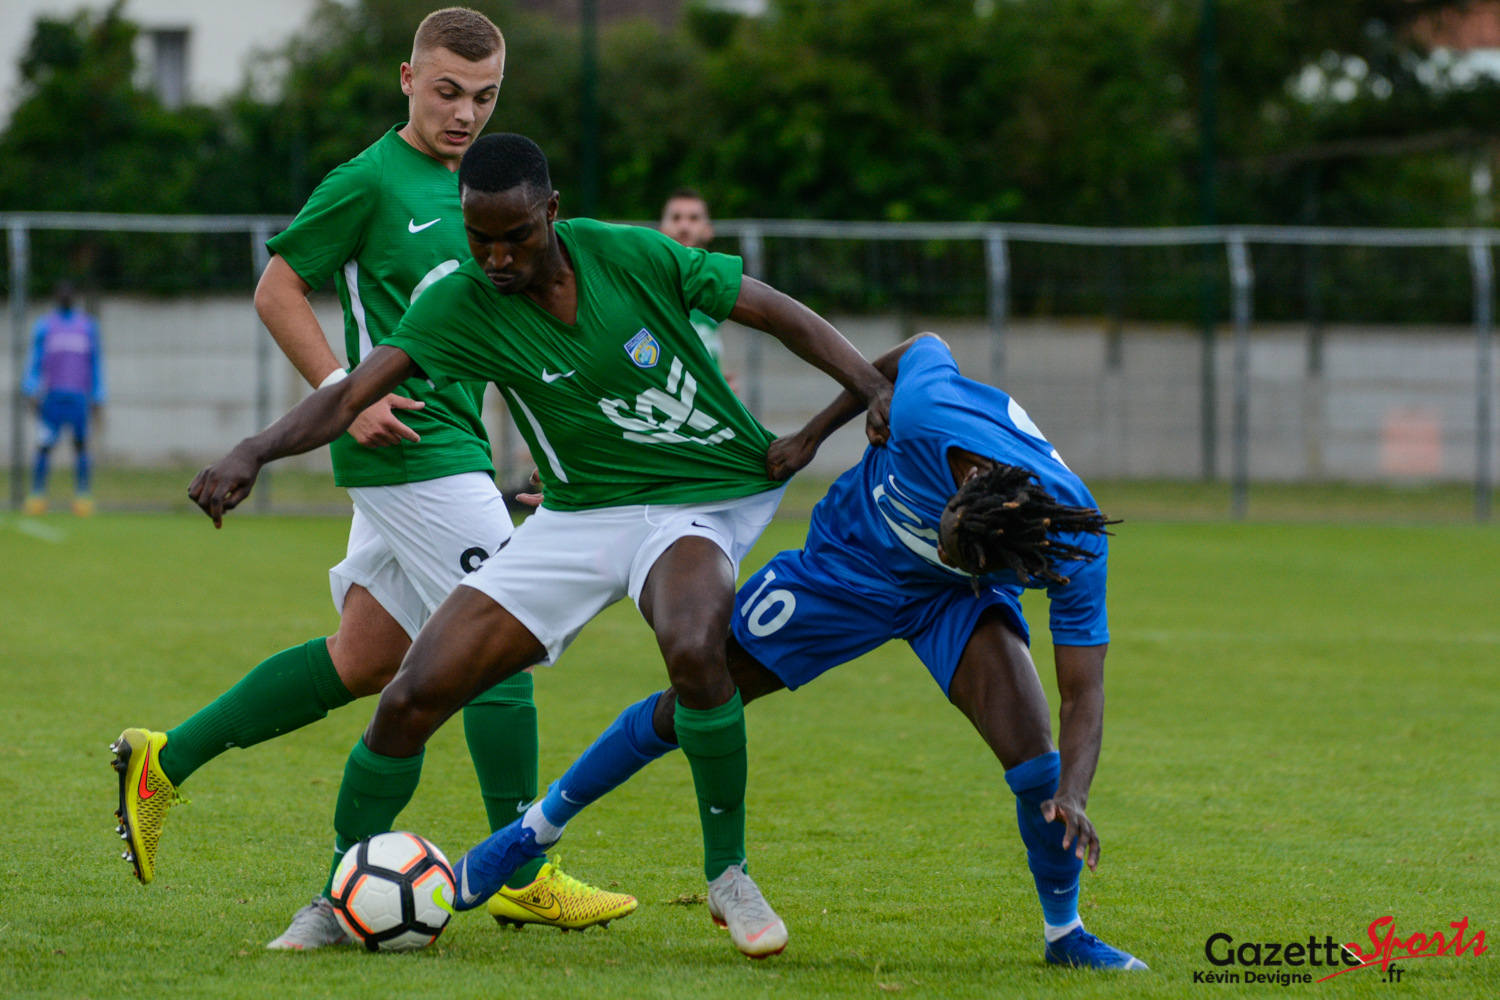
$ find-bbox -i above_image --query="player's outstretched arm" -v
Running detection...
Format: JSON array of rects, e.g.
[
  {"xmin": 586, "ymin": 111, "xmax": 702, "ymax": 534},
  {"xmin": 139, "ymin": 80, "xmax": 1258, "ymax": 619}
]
[
  {"xmin": 729, "ymin": 277, "xmax": 893, "ymax": 445},
  {"xmin": 256, "ymin": 255, "xmax": 426, "ymax": 448},
  {"xmin": 1043, "ymin": 643, "xmax": 1108, "ymax": 871},
  {"xmin": 189, "ymin": 345, "xmax": 419, "ymax": 527},
  {"xmin": 766, "ymin": 333, "xmax": 944, "ymax": 480}
]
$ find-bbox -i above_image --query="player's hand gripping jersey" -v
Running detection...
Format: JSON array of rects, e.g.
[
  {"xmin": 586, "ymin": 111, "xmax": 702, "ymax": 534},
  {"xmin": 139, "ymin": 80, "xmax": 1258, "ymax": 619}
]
[
  {"xmin": 265, "ymin": 125, "xmax": 493, "ymax": 487},
  {"xmin": 385, "ymin": 219, "xmax": 779, "ymax": 510},
  {"xmin": 736, "ymin": 337, "xmax": 1107, "ymax": 694}
]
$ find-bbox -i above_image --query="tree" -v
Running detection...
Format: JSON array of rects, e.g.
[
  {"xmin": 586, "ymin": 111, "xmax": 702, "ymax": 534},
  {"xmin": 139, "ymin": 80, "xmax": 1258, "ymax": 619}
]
[{"xmin": 0, "ymin": 2, "xmax": 230, "ymax": 215}]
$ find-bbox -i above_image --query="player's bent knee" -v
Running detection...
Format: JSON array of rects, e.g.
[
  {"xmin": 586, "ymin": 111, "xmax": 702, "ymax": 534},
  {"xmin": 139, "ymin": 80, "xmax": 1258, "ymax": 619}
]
[
  {"xmin": 658, "ymin": 626, "xmax": 727, "ymax": 679},
  {"xmin": 662, "ymin": 643, "xmax": 735, "ymax": 709}
]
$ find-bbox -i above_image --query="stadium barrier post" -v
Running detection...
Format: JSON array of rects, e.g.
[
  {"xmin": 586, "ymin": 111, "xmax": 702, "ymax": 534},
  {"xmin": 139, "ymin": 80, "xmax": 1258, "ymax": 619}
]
[
  {"xmin": 1198, "ymin": 0, "xmax": 1220, "ymax": 483},
  {"xmin": 986, "ymin": 228, "xmax": 1010, "ymax": 390},
  {"xmin": 1227, "ymin": 233, "xmax": 1253, "ymax": 520},
  {"xmin": 740, "ymin": 225, "xmax": 766, "ymax": 420},
  {"xmin": 1470, "ymin": 235, "xmax": 1494, "ymax": 522},
  {"xmin": 1302, "ymin": 241, "xmax": 1326, "ymax": 480},
  {"xmin": 8, "ymin": 221, "xmax": 29, "ymax": 511},
  {"xmin": 251, "ymin": 223, "xmax": 273, "ymax": 513}
]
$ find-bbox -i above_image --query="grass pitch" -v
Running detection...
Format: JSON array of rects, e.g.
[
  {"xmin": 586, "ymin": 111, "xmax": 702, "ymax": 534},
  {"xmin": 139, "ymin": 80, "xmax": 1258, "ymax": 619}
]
[{"xmin": 1, "ymin": 511, "xmax": 1496, "ymax": 999}]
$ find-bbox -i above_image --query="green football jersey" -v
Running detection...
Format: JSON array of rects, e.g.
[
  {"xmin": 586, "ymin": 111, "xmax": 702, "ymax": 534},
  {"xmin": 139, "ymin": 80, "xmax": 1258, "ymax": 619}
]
[
  {"xmin": 385, "ymin": 219, "xmax": 779, "ymax": 511},
  {"xmin": 689, "ymin": 308, "xmax": 723, "ymax": 371},
  {"xmin": 265, "ymin": 125, "xmax": 493, "ymax": 488}
]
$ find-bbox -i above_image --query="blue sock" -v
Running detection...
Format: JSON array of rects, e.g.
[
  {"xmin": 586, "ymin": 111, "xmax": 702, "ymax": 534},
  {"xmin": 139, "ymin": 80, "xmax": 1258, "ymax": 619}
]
[
  {"xmin": 540, "ymin": 692, "xmax": 678, "ymax": 827},
  {"xmin": 75, "ymin": 446, "xmax": 90, "ymax": 494},
  {"xmin": 32, "ymin": 445, "xmax": 51, "ymax": 494},
  {"xmin": 1005, "ymin": 751, "xmax": 1082, "ymax": 933}
]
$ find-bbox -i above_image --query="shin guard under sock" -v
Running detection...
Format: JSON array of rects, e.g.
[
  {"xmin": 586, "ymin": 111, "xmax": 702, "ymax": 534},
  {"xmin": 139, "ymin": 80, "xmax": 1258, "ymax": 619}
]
[
  {"xmin": 1005, "ymin": 750, "xmax": 1083, "ymax": 935},
  {"xmin": 322, "ymin": 737, "xmax": 424, "ymax": 897},
  {"xmin": 675, "ymin": 691, "xmax": 748, "ymax": 882},
  {"xmin": 540, "ymin": 692, "xmax": 678, "ymax": 829},
  {"xmin": 159, "ymin": 638, "xmax": 354, "ymax": 787},
  {"xmin": 462, "ymin": 672, "xmax": 544, "ymax": 888}
]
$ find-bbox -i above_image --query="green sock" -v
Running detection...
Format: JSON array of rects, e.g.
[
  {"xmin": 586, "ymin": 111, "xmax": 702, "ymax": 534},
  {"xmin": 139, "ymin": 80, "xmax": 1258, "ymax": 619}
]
[
  {"xmin": 322, "ymin": 737, "xmax": 424, "ymax": 897},
  {"xmin": 463, "ymin": 672, "xmax": 545, "ymax": 889},
  {"xmin": 675, "ymin": 690, "xmax": 748, "ymax": 882},
  {"xmin": 158, "ymin": 638, "xmax": 354, "ymax": 787}
]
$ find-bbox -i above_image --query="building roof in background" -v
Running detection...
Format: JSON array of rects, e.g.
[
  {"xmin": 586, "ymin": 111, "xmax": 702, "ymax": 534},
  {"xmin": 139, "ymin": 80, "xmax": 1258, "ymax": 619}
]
[{"xmin": 0, "ymin": 0, "xmax": 320, "ymax": 124}]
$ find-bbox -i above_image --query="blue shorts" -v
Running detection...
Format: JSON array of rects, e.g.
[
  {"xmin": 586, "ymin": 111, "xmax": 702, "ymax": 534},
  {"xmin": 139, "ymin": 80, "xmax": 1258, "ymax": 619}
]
[
  {"xmin": 38, "ymin": 392, "xmax": 89, "ymax": 448},
  {"xmin": 730, "ymin": 548, "xmax": 1029, "ymax": 696}
]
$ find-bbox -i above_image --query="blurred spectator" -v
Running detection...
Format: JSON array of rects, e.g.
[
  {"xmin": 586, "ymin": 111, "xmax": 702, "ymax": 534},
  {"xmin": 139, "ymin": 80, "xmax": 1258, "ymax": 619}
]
[
  {"xmin": 23, "ymin": 282, "xmax": 105, "ymax": 516},
  {"xmin": 661, "ymin": 189, "xmax": 734, "ymax": 387}
]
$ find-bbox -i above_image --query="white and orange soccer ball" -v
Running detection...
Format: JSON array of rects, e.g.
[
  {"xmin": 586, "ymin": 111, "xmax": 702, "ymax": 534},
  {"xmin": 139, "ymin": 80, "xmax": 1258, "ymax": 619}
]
[{"xmin": 329, "ymin": 832, "xmax": 456, "ymax": 952}]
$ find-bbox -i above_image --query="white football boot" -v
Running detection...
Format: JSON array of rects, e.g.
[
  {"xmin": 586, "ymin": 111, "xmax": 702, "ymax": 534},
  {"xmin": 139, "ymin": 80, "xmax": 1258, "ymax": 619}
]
[
  {"xmin": 266, "ymin": 897, "xmax": 351, "ymax": 950},
  {"xmin": 706, "ymin": 862, "xmax": 788, "ymax": 958}
]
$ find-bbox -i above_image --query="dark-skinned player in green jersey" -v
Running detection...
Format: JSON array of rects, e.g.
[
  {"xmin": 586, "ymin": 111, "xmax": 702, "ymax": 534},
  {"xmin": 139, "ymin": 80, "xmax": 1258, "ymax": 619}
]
[
  {"xmin": 108, "ymin": 9, "xmax": 632, "ymax": 949},
  {"xmin": 190, "ymin": 133, "xmax": 893, "ymax": 959}
]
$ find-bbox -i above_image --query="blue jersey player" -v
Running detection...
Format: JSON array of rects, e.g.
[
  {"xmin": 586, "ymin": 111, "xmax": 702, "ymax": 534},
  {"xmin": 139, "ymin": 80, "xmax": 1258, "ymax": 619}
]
[
  {"xmin": 23, "ymin": 282, "xmax": 104, "ymax": 516},
  {"xmin": 455, "ymin": 334, "xmax": 1146, "ymax": 970}
]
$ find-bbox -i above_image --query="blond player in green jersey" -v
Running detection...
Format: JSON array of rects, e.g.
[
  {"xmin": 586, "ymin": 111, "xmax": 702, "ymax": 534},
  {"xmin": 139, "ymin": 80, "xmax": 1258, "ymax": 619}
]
[
  {"xmin": 190, "ymin": 133, "xmax": 893, "ymax": 958},
  {"xmin": 109, "ymin": 10, "xmax": 633, "ymax": 949}
]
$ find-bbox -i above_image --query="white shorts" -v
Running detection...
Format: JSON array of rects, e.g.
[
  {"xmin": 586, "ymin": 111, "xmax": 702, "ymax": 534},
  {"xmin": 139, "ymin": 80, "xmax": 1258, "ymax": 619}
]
[
  {"xmin": 461, "ymin": 485, "xmax": 787, "ymax": 665},
  {"xmin": 329, "ymin": 471, "xmax": 514, "ymax": 640}
]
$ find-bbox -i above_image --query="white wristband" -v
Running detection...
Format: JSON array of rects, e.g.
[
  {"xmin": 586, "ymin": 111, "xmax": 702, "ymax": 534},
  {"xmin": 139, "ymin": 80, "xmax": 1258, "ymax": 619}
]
[{"xmin": 318, "ymin": 368, "xmax": 348, "ymax": 390}]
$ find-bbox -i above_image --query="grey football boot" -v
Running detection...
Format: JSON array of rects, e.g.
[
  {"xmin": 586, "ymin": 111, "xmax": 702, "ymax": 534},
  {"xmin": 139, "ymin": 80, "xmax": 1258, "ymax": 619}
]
[
  {"xmin": 265, "ymin": 896, "xmax": 351, "ymax": 950},
  {"xmin": 706, "ymin": 862, "xmax": 788, "ymax": 958}
]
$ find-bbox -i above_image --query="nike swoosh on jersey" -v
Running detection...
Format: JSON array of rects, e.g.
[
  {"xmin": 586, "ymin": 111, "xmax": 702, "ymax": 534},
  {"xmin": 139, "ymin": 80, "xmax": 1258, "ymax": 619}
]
[
  {"xmin": 541, "ymin": 369, "xmax": 576, "ymax": 383},
  {"xmin": 408, "ymin": 218, "xmax": 441, "ymax": 233}
]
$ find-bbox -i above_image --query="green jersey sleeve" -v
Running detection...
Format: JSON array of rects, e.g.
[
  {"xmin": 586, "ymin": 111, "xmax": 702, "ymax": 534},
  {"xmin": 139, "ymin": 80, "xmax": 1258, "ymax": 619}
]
[
  {"xmin": 590, "ymin": 223, "xmax": 743, "ymax": 323},
  {"xmin": 383, "ymin": 268, "xmax": 490, "ymax": 390},
  {"xmin": 662, "ymin": 232, "xmax": 743, "ymax": 322},
  {"xmin": 264, "ymin": 157, "xmax": 380, "ymax": 289}
]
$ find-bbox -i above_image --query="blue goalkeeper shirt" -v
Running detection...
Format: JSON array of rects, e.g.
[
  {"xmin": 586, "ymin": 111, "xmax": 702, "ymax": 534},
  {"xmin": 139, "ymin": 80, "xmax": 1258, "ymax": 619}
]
[{"xmin": 804, "ymin": 335, "xmax": 1109, "ymax": 646}]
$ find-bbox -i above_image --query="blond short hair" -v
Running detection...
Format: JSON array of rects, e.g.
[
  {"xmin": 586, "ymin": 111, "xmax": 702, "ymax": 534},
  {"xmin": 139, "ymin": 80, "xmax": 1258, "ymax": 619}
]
[{"xmin": 412, "ymin": 7, "xmax": 504, "ymax": 64}]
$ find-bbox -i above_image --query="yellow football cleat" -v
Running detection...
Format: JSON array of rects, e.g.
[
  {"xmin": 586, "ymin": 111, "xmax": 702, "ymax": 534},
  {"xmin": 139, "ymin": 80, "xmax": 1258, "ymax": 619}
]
[
  {"xmin": 23, "ymin": 495, "xmax": 47, "ymax": 516},
  {"xmin": 110, "ymin": 729, "xmax": 185, "ymax": 885},
  {"xmin": 72, "ymin": 496, "xmax": 95, "ymax": 517},
  {"xmin": 487, "ymin": 860, "xmax": 638, "ymax": 931}
]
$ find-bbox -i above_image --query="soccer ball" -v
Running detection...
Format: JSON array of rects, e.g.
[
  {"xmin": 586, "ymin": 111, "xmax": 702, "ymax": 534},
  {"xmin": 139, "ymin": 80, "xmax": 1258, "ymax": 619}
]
[{"xmin": 330, "ymin": 832, "xmax": 456, "ymax": 952}]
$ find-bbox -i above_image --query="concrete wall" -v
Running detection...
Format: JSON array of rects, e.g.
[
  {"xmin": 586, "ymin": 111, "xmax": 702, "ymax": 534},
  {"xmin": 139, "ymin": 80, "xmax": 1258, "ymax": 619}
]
[
  {"xmin": 718, "ymin": 316, "xmax": 1500, "ymax": 483},
  {"xmin": 4, "ymin": 295, "xmax": 1496, "ymax": 486}
]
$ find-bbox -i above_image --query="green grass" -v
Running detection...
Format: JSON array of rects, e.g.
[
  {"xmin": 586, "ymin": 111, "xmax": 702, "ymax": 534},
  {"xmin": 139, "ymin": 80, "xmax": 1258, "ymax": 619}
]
[
  {"xmin": 1, "ymin": 513, "xmax": 1496, "ymax": 998},
  {"xmin": 7, "ymin": 467, "xmax": 1498, "ymax": 522}
]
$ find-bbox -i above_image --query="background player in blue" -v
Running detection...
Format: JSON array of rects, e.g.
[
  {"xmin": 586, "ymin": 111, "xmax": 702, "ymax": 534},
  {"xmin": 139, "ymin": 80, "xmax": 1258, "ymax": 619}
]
[
  {"xmin": 457, "ymin": 332, "xmax": 1147, "ymax": 971},
  {"xmin": 23, "ymin": 281, "xmax": 104, "ymax": 516}
]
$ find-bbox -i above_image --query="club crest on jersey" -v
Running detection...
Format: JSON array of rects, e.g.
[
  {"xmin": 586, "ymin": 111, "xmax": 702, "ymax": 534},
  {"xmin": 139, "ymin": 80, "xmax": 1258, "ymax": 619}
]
[{"xmin": 624, "ymin": 329, "xmax": 661, "ymax": 368}]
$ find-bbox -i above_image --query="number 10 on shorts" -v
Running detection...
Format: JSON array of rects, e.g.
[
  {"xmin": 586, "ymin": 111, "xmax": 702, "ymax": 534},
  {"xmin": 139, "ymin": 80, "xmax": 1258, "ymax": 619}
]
[{"xmin": 741, "ymin": 570, "xmax": 796, "ymax": 637}]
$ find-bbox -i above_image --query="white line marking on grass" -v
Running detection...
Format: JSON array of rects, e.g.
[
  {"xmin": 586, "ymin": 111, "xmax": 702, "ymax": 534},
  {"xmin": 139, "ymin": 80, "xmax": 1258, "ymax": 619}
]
[{"xmin": 9, "ymin": 518, "xmax": 67, "ymax": 543}]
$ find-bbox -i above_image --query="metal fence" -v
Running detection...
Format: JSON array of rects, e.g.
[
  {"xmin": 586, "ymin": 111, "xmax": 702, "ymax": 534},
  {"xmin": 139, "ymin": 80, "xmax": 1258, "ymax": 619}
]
[{"xmin": 3, "ymin": 212, "xmax": 1496, "ymax": 520}]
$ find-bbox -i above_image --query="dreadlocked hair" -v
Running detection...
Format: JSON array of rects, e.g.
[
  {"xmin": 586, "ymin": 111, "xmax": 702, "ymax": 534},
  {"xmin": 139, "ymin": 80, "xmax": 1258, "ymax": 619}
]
[{"xmin": 948, "ymin": 464, "xmax": 1119, "ymax": 593}]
